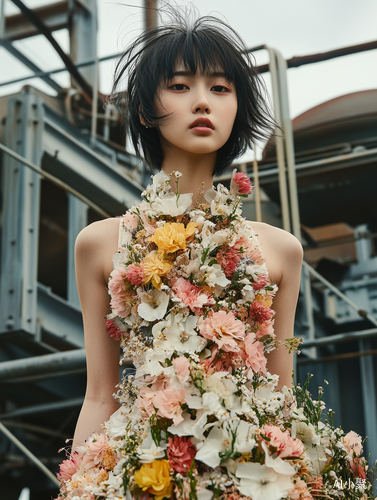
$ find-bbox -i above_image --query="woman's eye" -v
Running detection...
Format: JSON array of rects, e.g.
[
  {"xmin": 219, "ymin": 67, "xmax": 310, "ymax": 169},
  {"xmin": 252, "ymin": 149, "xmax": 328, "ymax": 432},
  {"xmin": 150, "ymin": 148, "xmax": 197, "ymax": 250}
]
[
  {"xmin": 211, "ymin": 85, "xmax": 230, "ymax": 93},
  {"xmin": 170, "ymin": 83, "xmax": 189, "ymax": 91}
]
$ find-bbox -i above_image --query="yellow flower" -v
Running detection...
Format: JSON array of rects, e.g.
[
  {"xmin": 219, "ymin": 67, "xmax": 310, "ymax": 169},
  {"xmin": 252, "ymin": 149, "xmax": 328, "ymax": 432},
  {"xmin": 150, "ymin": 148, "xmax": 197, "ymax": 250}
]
[
  {"xmin": 134, "ymin": 460, "xmax": 172, "ymax": 500},
  {"xmin": 143, "ymin": 251, "xmax": 171, "ymax": 289},
  {"xmin": 149, "ymin": 222, "xmax": 198, "ymax": 253}
]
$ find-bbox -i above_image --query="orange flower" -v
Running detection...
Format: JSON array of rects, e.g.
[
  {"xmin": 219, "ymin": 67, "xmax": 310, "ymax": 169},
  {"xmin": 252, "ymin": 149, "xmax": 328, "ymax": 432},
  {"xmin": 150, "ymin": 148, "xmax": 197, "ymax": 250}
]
[
  {"xmin": 149, "ymin": 222, "xmax": 197, "ymax": 253},
  {"xmin": 134, "ymin": 460, "xmax": 172, "ymax": 500},
  {"xmin": 142, "ymin": 251, "xmax": 171, "ymax": 289}
]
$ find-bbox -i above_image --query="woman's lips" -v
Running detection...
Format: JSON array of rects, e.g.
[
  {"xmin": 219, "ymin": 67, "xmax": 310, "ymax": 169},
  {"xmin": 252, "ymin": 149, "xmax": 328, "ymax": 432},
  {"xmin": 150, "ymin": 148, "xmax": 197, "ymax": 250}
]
[{"xmin": 189, "ymin": 118, "xmax": 214, "ymax": 134}]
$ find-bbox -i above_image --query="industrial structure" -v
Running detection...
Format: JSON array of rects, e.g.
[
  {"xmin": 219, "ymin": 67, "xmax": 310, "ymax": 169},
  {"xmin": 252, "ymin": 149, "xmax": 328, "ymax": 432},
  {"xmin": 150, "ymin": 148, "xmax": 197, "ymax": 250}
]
[{"xmin": 0, "ymin": 0, "xmax": 377, "ymax": 498}]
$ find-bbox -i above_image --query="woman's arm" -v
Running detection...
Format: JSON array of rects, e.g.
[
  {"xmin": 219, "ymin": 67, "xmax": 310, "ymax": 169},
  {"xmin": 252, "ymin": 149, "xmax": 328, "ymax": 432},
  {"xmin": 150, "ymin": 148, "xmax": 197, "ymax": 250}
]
[
  {"xmin": 72, "ymin": 218, "xmax": 121, "ymax": 449},
  {"xmin": 252, "ymin": 223, "xmax": 303, "ymax": 389}
]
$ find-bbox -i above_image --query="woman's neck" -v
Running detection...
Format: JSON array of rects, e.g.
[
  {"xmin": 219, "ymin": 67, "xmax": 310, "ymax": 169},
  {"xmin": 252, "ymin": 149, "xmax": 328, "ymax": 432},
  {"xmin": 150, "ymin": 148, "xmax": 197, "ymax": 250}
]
[{"xmin": 161, "ymin": 151, "xmax": 215, "ymax": 206}]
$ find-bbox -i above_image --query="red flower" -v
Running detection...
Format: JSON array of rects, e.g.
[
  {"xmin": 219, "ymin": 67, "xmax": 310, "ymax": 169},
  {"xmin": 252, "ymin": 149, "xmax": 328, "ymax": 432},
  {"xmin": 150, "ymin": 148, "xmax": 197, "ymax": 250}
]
[
  {"xmin": 252, "ymin": 274, "xmax": 269, "ymax": 291},
  {"xmin": 216, "ymin": 247, "xmax": 241, "ymax": 279},
  {"xmin": 350, "ymin": 458, "xmax": 366, "ymax": 479},
  {"xmin": 106, "ymin": 319, "xmax": 122, "ymax": 341},
  {"xmin": 167, "ymin": 436, "xmax": 196, "ymax": 475},
  {"xmin": 249, "ymin": 301, "xmax": 274, "ymax": 323},
  {"xmin": 231, "ymin": 172, "xmax": 253, "ymax": 195}
]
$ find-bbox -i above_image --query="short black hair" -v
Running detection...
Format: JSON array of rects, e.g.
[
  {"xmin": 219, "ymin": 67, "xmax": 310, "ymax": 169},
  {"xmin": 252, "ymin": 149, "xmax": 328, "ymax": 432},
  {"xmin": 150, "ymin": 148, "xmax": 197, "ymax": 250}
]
[{"xmin": 111, "ymin": 11, "xmax": 275, "ymax": 176}]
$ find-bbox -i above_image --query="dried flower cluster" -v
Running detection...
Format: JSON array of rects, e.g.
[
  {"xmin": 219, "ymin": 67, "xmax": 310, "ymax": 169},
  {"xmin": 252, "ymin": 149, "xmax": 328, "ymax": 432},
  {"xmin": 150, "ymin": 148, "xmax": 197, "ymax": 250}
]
[{"xmin": 57, "ymin": 171, "xmax": 374, "ymax": 500}]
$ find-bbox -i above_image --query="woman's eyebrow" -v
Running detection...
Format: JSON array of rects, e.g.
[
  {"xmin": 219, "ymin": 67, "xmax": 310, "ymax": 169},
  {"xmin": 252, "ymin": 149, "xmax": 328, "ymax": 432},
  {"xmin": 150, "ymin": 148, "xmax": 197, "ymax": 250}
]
[{"xmin": 172, "ymin": 70, "xmax": 228, "ymax": 78}]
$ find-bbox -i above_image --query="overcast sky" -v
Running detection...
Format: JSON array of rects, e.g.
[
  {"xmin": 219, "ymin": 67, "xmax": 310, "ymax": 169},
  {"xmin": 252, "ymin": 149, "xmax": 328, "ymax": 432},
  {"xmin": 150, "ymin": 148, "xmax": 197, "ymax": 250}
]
[{"xmin": 1, "ymin": 0, "xmax": 376, "ymax": 141}]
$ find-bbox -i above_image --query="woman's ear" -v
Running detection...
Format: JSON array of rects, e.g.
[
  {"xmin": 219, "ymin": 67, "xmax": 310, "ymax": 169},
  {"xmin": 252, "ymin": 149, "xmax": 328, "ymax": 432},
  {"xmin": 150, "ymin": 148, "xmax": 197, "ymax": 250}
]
[{"xmin": 139, "ymin": 106, "xmax": 151, "ymax": 128}]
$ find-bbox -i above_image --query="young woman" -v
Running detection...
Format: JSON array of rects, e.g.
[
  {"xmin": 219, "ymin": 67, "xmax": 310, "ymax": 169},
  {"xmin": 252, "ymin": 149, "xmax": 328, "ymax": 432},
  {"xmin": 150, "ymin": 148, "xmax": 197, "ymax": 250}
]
[{"xmin": 72, "ymin": 14, "xmax": 303, "ymax": 451}]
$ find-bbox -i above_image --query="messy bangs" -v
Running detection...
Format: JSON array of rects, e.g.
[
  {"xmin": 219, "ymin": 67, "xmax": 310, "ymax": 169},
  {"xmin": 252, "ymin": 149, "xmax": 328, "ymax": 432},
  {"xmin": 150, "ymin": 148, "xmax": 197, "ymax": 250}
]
[{"xmin": 110, "ymin": 13, "xmax": 275, "ymax": 175}]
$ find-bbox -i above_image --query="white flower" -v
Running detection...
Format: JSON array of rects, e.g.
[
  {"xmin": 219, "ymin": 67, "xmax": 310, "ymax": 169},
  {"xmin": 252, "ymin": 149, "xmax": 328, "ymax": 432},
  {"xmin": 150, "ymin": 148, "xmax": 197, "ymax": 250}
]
[
  {"xmin": 153, "ymin": 192, "xmax": 193, "ymax": 216},
  {"xmin": 236, "ymin": 461, "xmax": 293, "ymax": 500},
  {"xmin": 136, "ymin": 432, "xmax": 167, "ymax": 463},
  {"xmin": 168, "ymin": 409, "xmax": 212, "ymax": 440},
  {"xmin": 136, "ymin": 346, "xmax": 168, "ymax": 377},
  {"xmin": 291, "ymin": 421, "xmax": 320, "ymax": 446},
  {"xmin": 105, "ymin": 407, "xmax": 131, "ymax": 439},
  {"xmin": 262, "ymin": 441, "xmax": 295, "ymax": 475},
  {"xmin": 152, "ymin": 313, "xmax": 206, "ymax": 355},
  {"xmin": 152, "ymin": 170, "xmax": 170, "ymax": 189},
  {"xmin": 203, "ymin": 372, "xmax": 238, "ymax": 410},
  {"xmin": 306, "ymin": 443, "xmax": 327, "ymax": 474},
  {"xmin": 195, "ymin": 419, "xmax": 256, "ymax": 468},
  {"xmin": 137, "ymin": 289, "xmax": 169, "ymax": 321},
  {"xmin": 241, "ymin": 284, "xmax": 255, "ymax": 302},
  {"xmin": 245, "ymin": 263, "xmax": 268, "ymax": 280},
  {"xmin": 201, "ymin": 263, "xmax": 230, "ymax": 288}
]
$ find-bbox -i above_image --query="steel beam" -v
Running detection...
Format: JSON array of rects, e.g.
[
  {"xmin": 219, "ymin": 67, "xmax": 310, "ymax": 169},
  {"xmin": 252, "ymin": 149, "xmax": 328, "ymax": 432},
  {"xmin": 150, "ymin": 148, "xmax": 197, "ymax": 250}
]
[
  {"xmin": 0, "ymin": 39, "xmax": 62, "ymax": 93},
  {"xmin": 43, "ymin": 108, "xmax": 143, "ymax": 214},
  {"xmin": 0, "ymin": 397, "xmax": 84, "ymax": 418},
  {"xmin": 359, "ymin": 339, "xmax": 377, "ymax": 465},
  {"xmin": 37, "ymin": 283, "xmax": 84, "ymax": 348},
  {"xmin": 67, "ymin": 195, "xmax": 88, "ymax": 307},
  {"xmin": 4, "ymin": 0, "xmax": 69, "ymax": 41},
  {"xmin": 0, "ymin": 348, "xmax": 86, "ymax": 382},
  {"xmin": 0, "ymin": 90, "xmax": 44, "ymax": 336}
]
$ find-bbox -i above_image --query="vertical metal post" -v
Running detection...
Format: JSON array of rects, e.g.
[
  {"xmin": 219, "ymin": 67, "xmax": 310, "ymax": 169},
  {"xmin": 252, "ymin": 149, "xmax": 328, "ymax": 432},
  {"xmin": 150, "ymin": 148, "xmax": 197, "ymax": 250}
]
[
  {"xmin": 299, "ymin": 265, "xmax": 316, "ymax": 359},
  {"xmin": 144, "ymin": 0, "xmax": 158, "ymax": 31},
  {"xmin": 0, "ymin": 0, "xmax": 5, "ymax": 39},
  {"xmin": 359, "ymin": 339, "xmax": 377, "ymax": 465},
  {"xmin": 0, "ymin": 90, "xmax": 44, "ymax": 335},
  {"xmin": 67, "ymin": 194, "xmax": 88, "ymax": 307},
  {"xmin": 68, "ymin": 0, "xmax": 98, "ymax": 84},
  {"xmin": 266, "ymin": 46, "xmax": 291, "ymax": 233},
  {"xmin": 252, "ymin": 153, "xmax": 262, "ymax": 222},
  {"xmin": 275, "ymin": 50, "xmax": 301, "ymax": 241}
]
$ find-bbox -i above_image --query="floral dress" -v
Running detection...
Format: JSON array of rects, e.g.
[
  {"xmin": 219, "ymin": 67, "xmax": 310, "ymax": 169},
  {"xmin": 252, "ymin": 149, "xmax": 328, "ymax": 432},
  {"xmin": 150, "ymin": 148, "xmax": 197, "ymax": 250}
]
[{"xmin": 57, "ymin": 171, "xmax": 374, "ymax": 500}]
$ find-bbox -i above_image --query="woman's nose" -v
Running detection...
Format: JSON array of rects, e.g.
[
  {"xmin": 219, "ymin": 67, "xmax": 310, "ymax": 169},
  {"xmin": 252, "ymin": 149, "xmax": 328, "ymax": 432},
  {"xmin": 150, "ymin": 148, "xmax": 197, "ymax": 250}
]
[{"xmin": 192, "ymin": 89, "xmax": 211, "ymax": 114}]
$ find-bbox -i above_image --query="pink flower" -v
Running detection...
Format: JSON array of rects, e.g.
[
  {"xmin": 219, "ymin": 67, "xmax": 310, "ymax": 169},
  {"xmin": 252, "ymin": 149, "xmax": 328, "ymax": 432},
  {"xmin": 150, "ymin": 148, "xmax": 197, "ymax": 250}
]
[
  {"xmin": 216, "ymin": 247, "xmax": 241, "ymax": 279},
  {"xmin": 243, "ymin": 333, "xmax": 267, "ymax": 374},
  {"xmin": 252, "ymin": 274, "xmax": 269, "ymax": 290},
  {"xmin": 136, "ymin": 375, "xmax": 171, "ymax": 417},
  {"xmin": 288, "ymin": 479, "xmax": 314, "ymax": 500},
  {"xmin": 122, "ymin": 212, "xmax": 138, "ymax": 231},
  {"xmin": 350, "ymin": 457, "xmax": 366, "ymax": 479},
  {"xmin": 108, "ymin": 268, "xmax": 137, "ymax": 318},
  {"xmin": 126, "ymin": 263, "xmax": 144, "ymax": 285},
  {"xmin": 172, "ymin": 356, "xmax": 191, "ymax": 384},
  {"xmin": 167, "ymin": 436, "xmax": 196, "ymax": 474},
  {"xmin": 249, "ymin": 301, "xmax": 274, "ymax": 324},
  {"xmin": 172, "ymin": 278, "xmax": 214, "ymax": 314},
  {"xmin": 231, "ymin": 172, "xmax": 253, "ymax": 195},
  {"xmin": 233, "ymin": 236, "xmax": 253, "ymax": 255},
  {"xmin": 261, "ymin": 424, "xmax": 304, "ymax": 458},
  {"xmin": 343, "ymin": 430, "xmax": 363, "ymax": 457},
  {"xmin": 152, "ymin": 388, "xmax": 186, "ymax": 425},
  {"xmin": 81, "ymin": 434, "xmax": 110, "ymax": 471},
  {"xmin": 249, "ymin": 247, "xmax": 263, "ymax": 264},
  {"xmin": 255, "ymin": 319, "xmax": 275, "ymax": 340},
  {"xmin": 57, "ymin": 451, "xmax": 83, "ymax": 481},
  {"xmin": 199, "ymin": 311, "xmax": 245, "ymax": 352},
  {"xmin": 106, "ymin": 319, "xmax": 122, "ymax": 341}
]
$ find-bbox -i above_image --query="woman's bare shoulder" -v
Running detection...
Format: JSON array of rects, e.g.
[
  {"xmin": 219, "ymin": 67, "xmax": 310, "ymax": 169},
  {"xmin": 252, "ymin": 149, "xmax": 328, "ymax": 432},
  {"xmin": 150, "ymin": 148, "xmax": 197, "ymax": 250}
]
[
  {"xmin": 75, "ymin": 217, "xmax": 121, "ymax": 281},
  {"xmin": 245, "ymin": 221, "xmax": 303, "ymax": 284},
  {"xmin": 250, "ymin": 221, "xmax": 303, "ymax": 256},
  {"xmin": 76, "ymin": 217, "xmax": 120, "ymax": 246}
]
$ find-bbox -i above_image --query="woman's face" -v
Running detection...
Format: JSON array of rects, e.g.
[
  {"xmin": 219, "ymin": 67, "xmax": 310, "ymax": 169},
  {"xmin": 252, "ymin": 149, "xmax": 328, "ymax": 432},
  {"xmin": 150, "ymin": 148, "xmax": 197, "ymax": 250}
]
[{"xmin": 153, "ymin": 64, "xmax": 238, "ymax": 159}]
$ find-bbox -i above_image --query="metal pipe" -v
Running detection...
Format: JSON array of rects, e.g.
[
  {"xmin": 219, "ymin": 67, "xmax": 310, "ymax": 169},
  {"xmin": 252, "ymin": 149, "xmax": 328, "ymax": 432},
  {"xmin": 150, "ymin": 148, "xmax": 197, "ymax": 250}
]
[
  {"xmin": 0, "ymin": 142, "xmax": 111, "ymax": 218},
  {"xmin": 266, "ymin": 46, "xmax": 291, "ymax": 232},
  {"xmin": 0, "ymin": 422, "xmax": 60, "ymax": 486},
  {"xmin": 301, "ymin": 327, "xmax": 377, "ymax": 348},
  {"xmin": 297, "ymin": 347, "xmax": 377, "ymax": 365},
  {"xmin": 0, "ymin": 398, "xmax": 84, "ymax": 418},
  {"xmin": 252, "ymin": 151, "xmax": 262, "ymax": 222},
  {"xmin": 303, "ymin": 261, "xmax": 377, "ymax": 327},
  {"xmin": 0, "ymin": 349, "xmax": 86, "ymax": 382}
]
